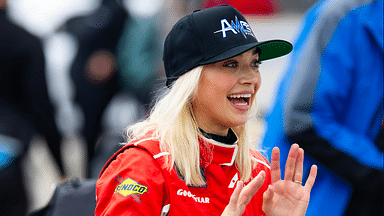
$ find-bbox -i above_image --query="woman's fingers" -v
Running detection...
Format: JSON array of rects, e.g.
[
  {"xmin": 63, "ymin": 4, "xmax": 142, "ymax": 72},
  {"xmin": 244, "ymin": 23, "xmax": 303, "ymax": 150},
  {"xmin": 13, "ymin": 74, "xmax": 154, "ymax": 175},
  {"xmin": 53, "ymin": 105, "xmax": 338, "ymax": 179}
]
[
  {"xmin": 240, "ymin": 171, "xmax": 265, "ymax": 204},
  {"xmin": 262, "ymin": 184, "xmax": 274, "ymax": 203},
  {"xmin": 222, "ymin": 181, "xmax": 244, "ymax": 216},
  {"xmin": 228, "ymin": 171, "xmax": 265, "ymax": 207},
  {"xmin": 270, "ymin": 147, "xmax": 281, "ymax": 184},
  {"xmin": 293, "ymin": 148, "xmax": 304, "ymax": 184},
  {"xmin": 228, "ymin": 180, "xmax": 243, "ymax": 206},
  {"xmin": 304, "ymin": 165, "xmax": 318, "ymax": 192},
  {"xmin": 284, "ymin": 144, "xmax": 299, "ymax": 181},
  {"xmin": 244, "ymin": 171, "xmax": 265, "ymax": 192},
  {"xmin": 271, "ymin": 144, "xmax": 309, "ymax": 185},
  {"xmin": 224, "ymin": 172, "xmax": 265, "ymax": 216}
]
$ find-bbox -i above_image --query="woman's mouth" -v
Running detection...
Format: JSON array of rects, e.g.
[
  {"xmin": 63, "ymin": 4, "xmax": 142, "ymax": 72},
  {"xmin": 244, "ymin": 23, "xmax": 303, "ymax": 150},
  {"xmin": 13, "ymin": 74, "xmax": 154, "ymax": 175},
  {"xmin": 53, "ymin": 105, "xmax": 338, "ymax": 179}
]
[{"xmin": 227, "ymin": 94, "xmax": 251, "ymax": 106}]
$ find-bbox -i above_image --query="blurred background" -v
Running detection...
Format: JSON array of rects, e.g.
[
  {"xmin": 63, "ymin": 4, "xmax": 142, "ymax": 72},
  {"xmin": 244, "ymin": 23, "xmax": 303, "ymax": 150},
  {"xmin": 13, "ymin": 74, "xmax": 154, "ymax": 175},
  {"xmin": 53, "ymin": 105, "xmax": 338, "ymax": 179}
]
[{"xmin": 2, "ymin": 0, "xmax": 319, "ymax": 214}]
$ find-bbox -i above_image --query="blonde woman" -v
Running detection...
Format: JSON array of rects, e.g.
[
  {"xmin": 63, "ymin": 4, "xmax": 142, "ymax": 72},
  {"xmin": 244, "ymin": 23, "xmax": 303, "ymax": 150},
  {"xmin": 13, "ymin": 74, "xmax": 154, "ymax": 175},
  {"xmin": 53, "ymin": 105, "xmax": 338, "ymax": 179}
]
[{"xmin": 95, "ymin": 5, "xmax": 317, "ymax": 216}]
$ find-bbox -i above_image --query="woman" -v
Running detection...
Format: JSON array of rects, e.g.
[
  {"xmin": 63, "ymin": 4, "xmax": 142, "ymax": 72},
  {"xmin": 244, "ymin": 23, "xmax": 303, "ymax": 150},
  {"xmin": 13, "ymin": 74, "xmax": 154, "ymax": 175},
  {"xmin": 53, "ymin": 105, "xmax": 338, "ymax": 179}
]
[{"xmin": 95, "ymin": 5, "xmax": 317, "ymax": 216}]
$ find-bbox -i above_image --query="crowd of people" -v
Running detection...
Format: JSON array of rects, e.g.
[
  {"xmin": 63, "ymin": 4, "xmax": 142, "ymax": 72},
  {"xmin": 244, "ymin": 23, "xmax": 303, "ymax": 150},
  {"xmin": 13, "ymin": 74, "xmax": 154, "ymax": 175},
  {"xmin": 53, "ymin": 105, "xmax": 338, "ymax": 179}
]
[{"xmin": 0, "ymin": 0, "xmax": 382, "ymax": 215}]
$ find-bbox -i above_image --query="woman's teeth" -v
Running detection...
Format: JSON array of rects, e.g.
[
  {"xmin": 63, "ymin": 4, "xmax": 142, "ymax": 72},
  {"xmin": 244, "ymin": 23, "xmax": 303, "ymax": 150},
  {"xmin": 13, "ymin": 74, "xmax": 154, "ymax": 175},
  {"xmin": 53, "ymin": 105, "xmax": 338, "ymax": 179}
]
[{"xmin": 227, "ymin": 94, "xmax": 251, "ymax": 105}]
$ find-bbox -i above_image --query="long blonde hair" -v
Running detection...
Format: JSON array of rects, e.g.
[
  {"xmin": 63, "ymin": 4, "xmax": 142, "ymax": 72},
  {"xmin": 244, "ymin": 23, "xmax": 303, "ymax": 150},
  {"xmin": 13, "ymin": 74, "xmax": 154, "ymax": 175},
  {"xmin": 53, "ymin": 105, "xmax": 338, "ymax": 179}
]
[{"xmin": 125, "ymin": 66, "xmax": 258, "ymax": 186}]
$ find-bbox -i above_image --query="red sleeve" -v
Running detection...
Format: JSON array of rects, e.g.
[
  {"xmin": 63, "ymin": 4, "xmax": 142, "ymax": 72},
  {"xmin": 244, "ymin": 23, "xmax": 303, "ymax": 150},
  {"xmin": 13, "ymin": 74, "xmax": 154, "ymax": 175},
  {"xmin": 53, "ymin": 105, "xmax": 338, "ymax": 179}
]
[{"xmin": 95, "ymin": 147, "xmax": 167, "ymax": 216}]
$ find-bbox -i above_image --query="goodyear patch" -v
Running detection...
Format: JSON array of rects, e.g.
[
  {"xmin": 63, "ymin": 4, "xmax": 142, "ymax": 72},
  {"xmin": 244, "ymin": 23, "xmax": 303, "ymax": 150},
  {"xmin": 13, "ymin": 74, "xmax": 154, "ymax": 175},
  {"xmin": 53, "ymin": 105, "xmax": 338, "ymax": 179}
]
[{"xmin": 114, "ymin": 178, "xmax": 148, "ymax": 203}]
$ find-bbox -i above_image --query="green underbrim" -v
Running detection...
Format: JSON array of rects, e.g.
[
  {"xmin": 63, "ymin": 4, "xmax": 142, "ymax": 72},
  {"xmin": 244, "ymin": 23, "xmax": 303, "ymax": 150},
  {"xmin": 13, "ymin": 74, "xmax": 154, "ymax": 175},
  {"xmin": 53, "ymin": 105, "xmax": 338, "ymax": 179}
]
[{"xmin": 258, "ymin": 40, "xmax": 293, "ymax": 61}]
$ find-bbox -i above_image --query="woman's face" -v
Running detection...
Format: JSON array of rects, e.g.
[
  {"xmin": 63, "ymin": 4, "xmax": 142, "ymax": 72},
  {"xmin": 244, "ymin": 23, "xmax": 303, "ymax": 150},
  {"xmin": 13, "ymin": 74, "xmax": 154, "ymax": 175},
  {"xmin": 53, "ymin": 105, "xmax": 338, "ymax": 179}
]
[{"xmin": 192, "ymin": 48, "xmax": 261, "ymax": 136}]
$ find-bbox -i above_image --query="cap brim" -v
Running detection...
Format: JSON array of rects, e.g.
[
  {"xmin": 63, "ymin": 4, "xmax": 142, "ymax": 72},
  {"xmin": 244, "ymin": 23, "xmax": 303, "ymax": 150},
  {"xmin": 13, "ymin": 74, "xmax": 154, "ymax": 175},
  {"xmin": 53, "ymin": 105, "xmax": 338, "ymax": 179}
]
[
  {"xmin": 257, "ymin": 40, "xmax": 293, "ymax": 61},
  {"xmin": 200, "ymin": 39, "xmax": 292, "ymax": 65}
]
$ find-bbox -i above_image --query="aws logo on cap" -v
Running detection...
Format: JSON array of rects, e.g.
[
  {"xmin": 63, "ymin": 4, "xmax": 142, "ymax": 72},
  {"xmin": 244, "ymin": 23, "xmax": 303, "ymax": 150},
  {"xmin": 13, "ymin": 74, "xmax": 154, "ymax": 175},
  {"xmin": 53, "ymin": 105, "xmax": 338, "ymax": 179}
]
[
  {"xmin": 115, "ymin": 177, "xmax": 148, "ymax": 203},
  {"xmin": 214, "ymin": 16, "xmax": 255, "ymax": 39}
]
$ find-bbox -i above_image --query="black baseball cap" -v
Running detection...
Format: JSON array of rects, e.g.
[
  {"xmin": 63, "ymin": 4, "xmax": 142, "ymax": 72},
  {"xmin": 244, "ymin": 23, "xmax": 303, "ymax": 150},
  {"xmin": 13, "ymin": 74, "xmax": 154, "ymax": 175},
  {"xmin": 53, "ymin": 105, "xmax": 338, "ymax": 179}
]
[{"xmin": 163, "ymin": 5, "xmax": 293, "ymax": 86}]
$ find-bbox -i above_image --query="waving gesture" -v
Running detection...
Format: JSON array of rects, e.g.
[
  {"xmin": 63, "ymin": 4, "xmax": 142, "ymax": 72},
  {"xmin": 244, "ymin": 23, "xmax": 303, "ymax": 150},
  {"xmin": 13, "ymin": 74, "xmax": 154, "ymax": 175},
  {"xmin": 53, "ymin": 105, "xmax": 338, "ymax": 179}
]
[
  {"xmin": 262, "ymin": 144, "xmax": 317, "ymax": 216},
  {"xmin": 222, "ymin": 144, "xmax": 317, "ymax": 216}
]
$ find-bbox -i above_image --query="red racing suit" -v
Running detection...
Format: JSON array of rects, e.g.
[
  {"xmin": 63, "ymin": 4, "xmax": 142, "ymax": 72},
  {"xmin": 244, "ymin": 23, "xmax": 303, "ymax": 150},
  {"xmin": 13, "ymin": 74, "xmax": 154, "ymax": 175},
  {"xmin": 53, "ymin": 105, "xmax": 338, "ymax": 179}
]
[{"xmin": 95, "ymin": 135, "xmax": 271, "ymax": 215}]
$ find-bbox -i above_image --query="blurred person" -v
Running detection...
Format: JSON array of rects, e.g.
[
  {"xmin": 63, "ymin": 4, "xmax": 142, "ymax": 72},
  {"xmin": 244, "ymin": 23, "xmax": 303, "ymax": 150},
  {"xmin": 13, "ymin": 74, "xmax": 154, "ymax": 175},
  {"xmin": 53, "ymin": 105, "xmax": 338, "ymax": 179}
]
[
  {"xmin": 116, "ymin": 0, "xmax": 163, "ymax": 112},
  {"xmin": 65, "ymin": 0, "xmax": 128, "ymax": 173},
  {"xmin": 262, "ymin": 0, "xmax": 383, "ymax": 215},
  {"xmin": 84, "ymin": 0, "xmax": 163, "ymax": 179},
  {"xmin": 0, "ymin": 0, "xmax": 65, "ymax": 214},
  {"xmin": 95, "ymin": 5, "xmax": 317, "ymax": 215},
  {"xmin": 65, "ymin": 0, "xmax": 162, "ymax": 177}
]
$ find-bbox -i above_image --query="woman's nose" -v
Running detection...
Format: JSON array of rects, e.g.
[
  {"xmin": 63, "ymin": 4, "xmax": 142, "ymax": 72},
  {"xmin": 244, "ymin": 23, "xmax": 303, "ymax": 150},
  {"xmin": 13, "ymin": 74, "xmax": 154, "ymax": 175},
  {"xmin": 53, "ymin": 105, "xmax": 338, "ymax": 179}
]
[{"xmin": 239, "ymin": 68, "xmax": 259, "ymax": 85}]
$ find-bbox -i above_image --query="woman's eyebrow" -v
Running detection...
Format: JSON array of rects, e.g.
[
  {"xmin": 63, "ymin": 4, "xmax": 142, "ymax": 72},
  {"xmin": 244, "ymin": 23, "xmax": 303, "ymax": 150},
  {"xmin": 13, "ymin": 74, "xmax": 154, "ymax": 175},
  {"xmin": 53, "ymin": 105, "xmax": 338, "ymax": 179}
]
[{"xmin": 252, "ymin": 48, "xmax": 260, "ymax": 55}]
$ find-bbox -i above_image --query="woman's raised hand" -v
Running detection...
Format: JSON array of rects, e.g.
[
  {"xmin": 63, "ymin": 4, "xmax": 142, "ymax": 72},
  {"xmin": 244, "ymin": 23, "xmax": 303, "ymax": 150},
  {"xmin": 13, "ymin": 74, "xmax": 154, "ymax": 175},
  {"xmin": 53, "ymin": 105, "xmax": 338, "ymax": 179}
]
[
  {"xmin": 222, "ymin": 144, "xmax": 317, "ymax": 216},
  {"xmin": 221, "ymin": 171, "xmax": 266, "ymax": 216},
  {"xmin": 262, "ymin": 144, "xmax": 317, "ymax": 216}
]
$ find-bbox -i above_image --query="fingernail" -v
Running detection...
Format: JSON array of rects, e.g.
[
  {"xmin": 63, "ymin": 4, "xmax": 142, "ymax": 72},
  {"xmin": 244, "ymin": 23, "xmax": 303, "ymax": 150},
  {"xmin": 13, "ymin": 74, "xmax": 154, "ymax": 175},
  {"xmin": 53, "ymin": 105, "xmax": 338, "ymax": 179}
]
[{"xmin": 260, "ymin": 171, "xmax": 265, "ymax": 178}]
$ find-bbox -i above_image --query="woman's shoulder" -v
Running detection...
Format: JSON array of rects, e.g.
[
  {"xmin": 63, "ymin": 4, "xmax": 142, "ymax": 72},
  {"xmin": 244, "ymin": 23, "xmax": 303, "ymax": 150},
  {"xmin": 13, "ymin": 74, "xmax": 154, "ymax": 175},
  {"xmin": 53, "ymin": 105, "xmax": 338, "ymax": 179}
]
[
  {"xmin": 249, "ymin": 149, "xmax": 270, "ymax": 170},
  {"xmin": 95, "ymin": 138, "xmax": 168, "ymax": 215},
  {"xmin": 98, "ymin": 137, "xmax": 164, "ymax": 178}
]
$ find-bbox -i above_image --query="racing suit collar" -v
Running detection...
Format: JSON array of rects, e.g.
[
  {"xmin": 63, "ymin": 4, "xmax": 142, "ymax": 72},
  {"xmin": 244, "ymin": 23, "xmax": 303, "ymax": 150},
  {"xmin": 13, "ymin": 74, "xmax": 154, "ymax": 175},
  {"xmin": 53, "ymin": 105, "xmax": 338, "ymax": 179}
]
[{"xmin": 198, "ymin": 129, "xmax": 238, "ymax": 168}]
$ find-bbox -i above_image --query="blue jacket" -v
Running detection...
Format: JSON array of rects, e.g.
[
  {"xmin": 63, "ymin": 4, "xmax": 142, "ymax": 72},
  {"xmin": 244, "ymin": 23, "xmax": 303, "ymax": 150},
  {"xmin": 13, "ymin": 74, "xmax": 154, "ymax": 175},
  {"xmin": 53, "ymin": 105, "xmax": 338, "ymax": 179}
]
[{"xmin": 262, "ymin": 0, "xmax": 383, "ymax": 215}]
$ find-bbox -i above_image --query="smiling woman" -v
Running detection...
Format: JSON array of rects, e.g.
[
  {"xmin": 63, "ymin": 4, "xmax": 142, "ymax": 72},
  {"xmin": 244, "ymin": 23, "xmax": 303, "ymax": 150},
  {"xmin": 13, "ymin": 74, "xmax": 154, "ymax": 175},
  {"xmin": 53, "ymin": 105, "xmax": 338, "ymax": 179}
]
[
  {"xmin": 95, "ymin": 5, "xmax": 317, "ymax": 216},
  {"xmin": 193, "ymin": 50, "xmax": 261, "ymax": 136}
]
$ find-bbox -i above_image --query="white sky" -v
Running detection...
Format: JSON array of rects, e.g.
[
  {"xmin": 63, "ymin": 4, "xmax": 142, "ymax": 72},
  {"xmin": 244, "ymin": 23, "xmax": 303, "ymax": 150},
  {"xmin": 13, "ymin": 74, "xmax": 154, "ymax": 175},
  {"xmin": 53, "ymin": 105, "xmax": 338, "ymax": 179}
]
[
  {"xmin": 7, "ymin": 0, "xmax": 163, "ymax": 37},
  {"xmin": 7, "ymin": 0, "xmax": 101, "ymax": 37}
]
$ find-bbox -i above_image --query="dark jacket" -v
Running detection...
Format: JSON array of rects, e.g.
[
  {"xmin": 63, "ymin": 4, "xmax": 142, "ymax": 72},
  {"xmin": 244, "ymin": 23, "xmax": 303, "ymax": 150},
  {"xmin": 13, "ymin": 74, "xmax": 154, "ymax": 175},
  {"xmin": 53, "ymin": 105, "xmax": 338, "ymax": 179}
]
[{"xmin": 0, "ymin": 10, "xmax": 62, "ymax": 159}]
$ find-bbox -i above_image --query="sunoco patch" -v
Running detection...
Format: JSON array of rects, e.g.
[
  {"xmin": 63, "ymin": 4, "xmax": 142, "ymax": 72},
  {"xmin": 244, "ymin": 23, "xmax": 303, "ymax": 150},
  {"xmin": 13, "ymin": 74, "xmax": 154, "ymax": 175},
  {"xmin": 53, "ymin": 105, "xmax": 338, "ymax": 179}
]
[{"xmin": 114, "ymin": 177, "xmax": 148, "ymax": 203}]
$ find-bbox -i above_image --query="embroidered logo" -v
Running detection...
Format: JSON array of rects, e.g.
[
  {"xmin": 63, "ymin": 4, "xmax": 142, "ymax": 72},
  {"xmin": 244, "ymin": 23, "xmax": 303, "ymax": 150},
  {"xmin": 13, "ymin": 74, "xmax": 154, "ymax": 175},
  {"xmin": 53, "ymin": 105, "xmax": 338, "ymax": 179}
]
[
  {"xmin": 114, "ymin": 176, "xmax": 148, "ymax": 203},
  {"xmin": 228, "ymin": 173, "xmax": 239, "ymax": 188},
  {"xmin": 177, "ymin": 189, "xmax": 210, "ymax": 204},
  {"xmin": 214, "ymin": 16, "xmax": 255, "ymax": 39}
]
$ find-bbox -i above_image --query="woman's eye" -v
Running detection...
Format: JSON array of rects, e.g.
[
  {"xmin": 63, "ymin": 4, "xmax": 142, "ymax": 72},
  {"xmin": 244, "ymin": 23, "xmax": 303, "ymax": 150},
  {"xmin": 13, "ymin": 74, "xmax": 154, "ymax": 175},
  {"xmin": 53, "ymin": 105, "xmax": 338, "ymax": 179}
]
[
  {"xmin": 252, "ymin": 61, "xmax": 262, "ymax": 68},
  {"xmin": 223, "ymin": 61, "xmax": 238, "ymax": 68}
]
